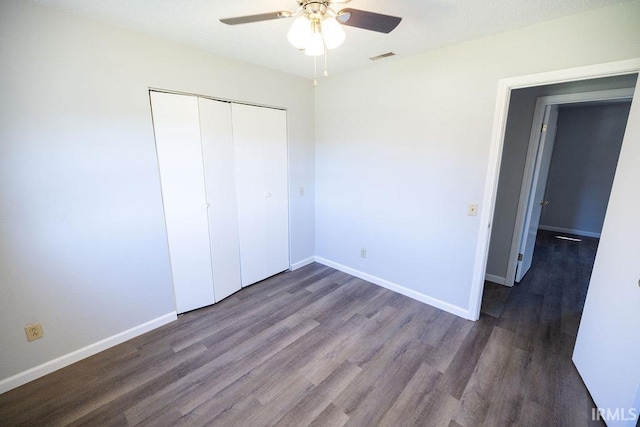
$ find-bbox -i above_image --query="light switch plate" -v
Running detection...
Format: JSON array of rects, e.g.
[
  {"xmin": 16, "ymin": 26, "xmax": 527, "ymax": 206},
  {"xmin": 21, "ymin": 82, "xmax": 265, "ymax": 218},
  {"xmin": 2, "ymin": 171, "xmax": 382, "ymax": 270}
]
[{"xmin": 468, "ymin": 203, "xmax": 478, "ymax": 216}]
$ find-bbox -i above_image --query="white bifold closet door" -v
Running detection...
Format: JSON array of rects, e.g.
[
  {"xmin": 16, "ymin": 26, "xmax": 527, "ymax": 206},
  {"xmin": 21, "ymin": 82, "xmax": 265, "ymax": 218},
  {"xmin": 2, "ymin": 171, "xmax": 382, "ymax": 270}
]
[
  {"xmin": 232, "ymin": 103, "xmax": 290, "ymax": 287},
  {"xmin": 151, "ymin": 92, "xmax": 242, "ymax": 314},
  {"xmin": 199, "ymin": 98, "xmax": 243, "ymax": 301}
]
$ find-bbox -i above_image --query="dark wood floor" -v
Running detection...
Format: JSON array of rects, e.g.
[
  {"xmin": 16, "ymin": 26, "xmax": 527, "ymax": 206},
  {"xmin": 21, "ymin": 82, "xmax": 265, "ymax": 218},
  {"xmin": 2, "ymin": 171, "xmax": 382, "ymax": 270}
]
[{"xmin": 0, "ymin": 230, "xmax": 602, "ymax": 426}]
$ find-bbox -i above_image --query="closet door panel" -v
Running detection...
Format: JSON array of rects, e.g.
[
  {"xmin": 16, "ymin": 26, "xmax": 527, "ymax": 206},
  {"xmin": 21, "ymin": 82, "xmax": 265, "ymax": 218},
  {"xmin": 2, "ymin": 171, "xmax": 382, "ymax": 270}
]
[
  {"xmin": 261, "ymin": 108, "xmax": 290, "ymax": 275},
  {"xmin": 199, "ymin": 98, "xmax": 242, "ymax": 301},
  {"xmin": 232, "ymin": 103, "xmax": 269, "ymax": 286},
  {"xmin": 150, "ymin": 92, "xmax": 215, "ymax": 313},
  {"xmin": 233, "ymin": 104, "xmax": 289, "ymax": 287}
]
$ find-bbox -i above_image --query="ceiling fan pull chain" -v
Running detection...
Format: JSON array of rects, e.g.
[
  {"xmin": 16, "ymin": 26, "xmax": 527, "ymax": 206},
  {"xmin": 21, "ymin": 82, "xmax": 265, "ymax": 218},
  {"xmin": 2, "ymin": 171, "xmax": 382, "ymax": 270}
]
[
  {"xmin": 313, "ymin": 55, "xmax": 318, "ymax": 86},
  {"xmin": 324, "ymin": 45, "xmax": 329, "ymax": 77}
]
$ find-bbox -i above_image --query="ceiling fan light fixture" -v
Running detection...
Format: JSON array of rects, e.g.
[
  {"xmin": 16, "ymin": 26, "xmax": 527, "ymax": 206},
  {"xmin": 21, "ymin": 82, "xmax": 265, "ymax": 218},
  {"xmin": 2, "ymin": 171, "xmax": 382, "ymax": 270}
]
[
  {"xmin": 287, "ymin": 15, "xmax": 312, "ymax": 49},
  {"xmin": 321, "ymin": 16, "xmax": 346, "ymax": 49},
  {"xmin": 305, "ymin": 30, "xmax": 325, "ymax": 56},
  {"xmin": 220, "ymin": 1, "xmax": 401, "ymax": 84}
]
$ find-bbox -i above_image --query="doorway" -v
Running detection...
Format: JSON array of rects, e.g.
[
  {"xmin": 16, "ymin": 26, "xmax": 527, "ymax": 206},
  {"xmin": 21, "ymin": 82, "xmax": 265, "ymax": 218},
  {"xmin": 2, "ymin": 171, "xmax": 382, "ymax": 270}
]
[
  {"xmin": 467, "ymin": 58, "xmax": 640, "ymax": 320},
  {"xmin": 469, "ymin": 60, "xmax": 640, "ymax": 425},
  {"xmin": 481, "ymin": 97, "xmax": 633, "ymax": 329},
  {"xmin": 483, "ymin": 76, "xmax": 637, "ymax": 289}
]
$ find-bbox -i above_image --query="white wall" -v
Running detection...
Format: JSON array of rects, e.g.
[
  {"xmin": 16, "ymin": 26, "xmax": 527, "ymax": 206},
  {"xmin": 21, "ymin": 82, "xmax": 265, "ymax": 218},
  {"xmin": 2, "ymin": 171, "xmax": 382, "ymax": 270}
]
[
  {"xmin": 315, "ymin": 1, "xmax": 640, "ymax": 314},
  {"xmin": 486, "ymin": 75, "xmax": 637, "ymax": 281},
  {"xmin": 540, "ymin": 102, "xmax": 631, "ymax": 236},
  {"xmin": 0, "ymin": 0, "xmax": 315, "ymax": 387}
]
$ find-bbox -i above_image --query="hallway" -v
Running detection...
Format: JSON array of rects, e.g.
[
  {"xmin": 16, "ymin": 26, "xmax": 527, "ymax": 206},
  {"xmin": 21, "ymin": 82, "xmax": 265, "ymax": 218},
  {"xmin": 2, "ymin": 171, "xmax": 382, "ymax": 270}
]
[{"xmin": 481, "ymin": 229, "xmax": 602, "ymax": 425}]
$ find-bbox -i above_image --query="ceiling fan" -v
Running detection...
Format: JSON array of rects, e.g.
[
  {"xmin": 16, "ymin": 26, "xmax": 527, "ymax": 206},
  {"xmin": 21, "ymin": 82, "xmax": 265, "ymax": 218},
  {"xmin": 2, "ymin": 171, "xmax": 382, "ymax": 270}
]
[
  {"xmin": 220, "ymin": 1, "xmax": 402, "ymax": 34},
  {"xmin": 220, "ymin": 1, "xmax": 402, "ymax": 81}
]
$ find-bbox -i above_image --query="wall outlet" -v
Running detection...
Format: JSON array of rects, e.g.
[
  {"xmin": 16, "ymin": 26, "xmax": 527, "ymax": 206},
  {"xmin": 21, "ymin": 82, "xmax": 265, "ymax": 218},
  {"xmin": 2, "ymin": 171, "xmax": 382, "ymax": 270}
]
[
  {"xmin": 299, "ymin": 186, "xmax": 305, "ymax": 196},
  {"xmin": 25, "ymin": 323, "xmax": 44, "ymax": 342},
  {"xmin": 468, "ymin": 203, "xmax": 478, "ymax": 216},
  {"xmin": 360, "ymin": 248, "xmax": 367, "ymax": 259}
]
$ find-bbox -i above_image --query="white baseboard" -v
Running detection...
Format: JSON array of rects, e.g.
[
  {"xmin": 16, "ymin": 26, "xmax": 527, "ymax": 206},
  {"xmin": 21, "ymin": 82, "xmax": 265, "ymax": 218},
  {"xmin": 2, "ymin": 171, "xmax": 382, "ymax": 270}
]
[
  {"xmin": 538, "ymin": 225, "xmax": 601, "ymax": 238},
  {"xmin": 485, "ymin": 273, "xmax": 507, "ymax": 286},
  {"xmin": 290, "ymin": 256, "xmax": 315, "ymax": 271},
  {"xmin": 314, "ymin": 257, "xmax": 472, "ymax": 320},
  {"xmin": 0, "ymin": 312, "xmax": 177, "ymax": 395}
]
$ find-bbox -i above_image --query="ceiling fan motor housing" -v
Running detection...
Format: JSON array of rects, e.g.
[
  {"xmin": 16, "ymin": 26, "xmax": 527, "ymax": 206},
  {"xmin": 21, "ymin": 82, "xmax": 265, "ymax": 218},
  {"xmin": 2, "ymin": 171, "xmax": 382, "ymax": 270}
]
[{"xmin": 299, "ymin": 1, "xmax": 330, "ymax": 20}]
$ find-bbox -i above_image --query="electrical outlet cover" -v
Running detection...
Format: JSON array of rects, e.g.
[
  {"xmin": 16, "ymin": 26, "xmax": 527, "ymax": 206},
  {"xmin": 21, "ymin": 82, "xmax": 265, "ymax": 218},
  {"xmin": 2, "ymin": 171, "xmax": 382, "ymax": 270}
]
[{"xmin": 25, "ymin": 323, "xmax": 44, "ymax": 342}]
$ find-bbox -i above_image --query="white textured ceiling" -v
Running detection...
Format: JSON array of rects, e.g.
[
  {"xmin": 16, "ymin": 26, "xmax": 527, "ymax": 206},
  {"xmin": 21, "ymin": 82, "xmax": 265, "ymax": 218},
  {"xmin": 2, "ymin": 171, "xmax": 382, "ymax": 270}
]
[{"xmin": 31, "ymin": 0, "xmax": 632, "ymax": 78}]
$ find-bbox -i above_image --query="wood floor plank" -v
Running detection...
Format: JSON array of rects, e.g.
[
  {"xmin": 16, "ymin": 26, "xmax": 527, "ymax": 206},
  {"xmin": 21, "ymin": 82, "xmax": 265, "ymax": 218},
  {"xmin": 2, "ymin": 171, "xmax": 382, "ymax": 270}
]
[
  {"xmin": 377, "ymin": 362, "xmax": 442, "ymax": 426},
  {"xmin": 0, "ymin": 231, "xmax": 605, "ymax": 426},
  {"xmin": 339, "ymin": 306, "xmax": 412, "ymax": 369},
  {"xmin": 179, "ymin": 315, "xmax": 363, "ymax": 423},
  {"xmin": 335, "ymin": 312, "xmax": 435, "ymax": 426},
  {"xmin": 440, "ymin": 315, "xmax": 495, "ymax": 401},
  {"xmin": 174, "ymin": 316, "xmax": 320, "ymax": 417},
  {"xmin": 308, "ymin": 403, "xmax": 349, "ymax": 427},
  {"xmin": 481, "ymin": 341, "xmax": 530, "ymax": 426},
  {"xmin": 248, "ymin": 317, "xmax": 362, "ymax": 404},
  {"xmin": 273, "ymin": 360, "xmax": 362, "ymax": 426},
  {"xmin": 480, "ymin": 282, "xmax": 510, "ymax": 318},
  {"xmin": 184, "ymin": 394, "xmax": 261, "ymax": 427},
  {"xmin": 423, "ymin": 316, "xmax": 474, "ymax": 373},
  {"xmin": 237, "ymin": 375, "xmax": 314, "ymax": 426},
  {"xmin": 520, "ymin": 400, "xmax": 552, "ymax": 427},
  {"xmin": 524, "ymin": 281, "xmax": 563, "ymax": 410},
  {"xmin": 125, "ymin": 316, "xmax": 319, "ymax": 425},
  {"xmin": 453, "ymin": 326, "xmax": 514, "ymax": 426}
]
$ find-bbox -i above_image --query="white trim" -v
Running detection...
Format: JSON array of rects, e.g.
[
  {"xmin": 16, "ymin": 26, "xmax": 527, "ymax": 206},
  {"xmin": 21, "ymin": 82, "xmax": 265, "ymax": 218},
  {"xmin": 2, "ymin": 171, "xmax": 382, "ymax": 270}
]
[
  {"xmin": 0, "ymin": 312, "xmax": 177, "ymax": 394},
  {"xmin": 485, "ymin": 274, "xmax": 507, "ymax": 286},
  {"xmin": 469, "ymin": 78, "xmax": 512, "ymax": 321},
  {"xmin": 497, "ymin": 60, "xmax": 640, "ymax": 90},
  {"xmin": 469, "ymin": 58, "xmax": 640, "ymax": 321},
  {"xmin": 291, "ymin": 256, "xmax": 315, "ymax": 270},
  {"xmin": 504, "ymin": 87, "xmax": 634, "ymax": 288},
  {"xmin": 538, "ymin": 225, "xmax": 601, "ymax": 238},
  {"xmin": 528, "ymin": 88, "xmax": 634, "ymax": 106},
  {"xmin": 314, "ymin": 257, "xmax": 472, "ymax": 320}
]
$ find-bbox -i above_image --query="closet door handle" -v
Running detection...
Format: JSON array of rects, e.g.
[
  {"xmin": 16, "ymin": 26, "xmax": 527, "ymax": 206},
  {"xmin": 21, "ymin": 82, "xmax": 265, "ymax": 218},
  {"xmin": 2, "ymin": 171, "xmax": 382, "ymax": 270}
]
[
  {"xmin": 265, "ymin": 192, "xmax": 271, "ymax": 198},
  {"xmin": 202, "ymin": 203, "xmax": 210, "ymax": 208}
]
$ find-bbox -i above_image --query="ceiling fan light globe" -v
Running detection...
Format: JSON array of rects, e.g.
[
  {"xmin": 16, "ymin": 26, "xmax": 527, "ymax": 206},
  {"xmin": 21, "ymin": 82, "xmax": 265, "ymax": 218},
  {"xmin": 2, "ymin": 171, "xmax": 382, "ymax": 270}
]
[
  {"xmin": 305, "ymin": 31, "xmax": 325, "ymax": 56},
  {"xmin": 321, "ymin": 16, "xmax": 346, "ymax": 49},
  {"xmin": 287, "ymin": 16, "xmax": 311, "ymax": 49}
]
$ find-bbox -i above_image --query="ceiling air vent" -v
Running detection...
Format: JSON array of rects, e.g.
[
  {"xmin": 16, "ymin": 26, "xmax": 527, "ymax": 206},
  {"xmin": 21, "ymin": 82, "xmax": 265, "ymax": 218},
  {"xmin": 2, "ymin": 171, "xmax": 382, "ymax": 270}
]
[{"xmin": 369, "ymin": 52, "xmax": 396, "ymax": 61}]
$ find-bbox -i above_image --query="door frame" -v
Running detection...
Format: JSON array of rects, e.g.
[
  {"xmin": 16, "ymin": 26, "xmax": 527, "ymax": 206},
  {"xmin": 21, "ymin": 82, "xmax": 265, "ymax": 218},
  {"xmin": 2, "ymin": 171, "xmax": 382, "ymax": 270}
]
[
  {"xmin": 505, "ymin": 88, "xmax": 635, "ymax": 287},
  {"xmin": 468, "ymin": 58, "xmax": 640, "ymax": 320}
]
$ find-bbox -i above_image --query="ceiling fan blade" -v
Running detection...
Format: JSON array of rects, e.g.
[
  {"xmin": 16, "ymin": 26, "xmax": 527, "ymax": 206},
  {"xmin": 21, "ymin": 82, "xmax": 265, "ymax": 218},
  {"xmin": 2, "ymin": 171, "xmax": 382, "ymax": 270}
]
[
  {"xmin": 220, "ymin": 11, "xmax": 291, "ymax": 25},
  {"xmin": 337, "ymin": 8, "xmax": 401, "ymax": 33}
]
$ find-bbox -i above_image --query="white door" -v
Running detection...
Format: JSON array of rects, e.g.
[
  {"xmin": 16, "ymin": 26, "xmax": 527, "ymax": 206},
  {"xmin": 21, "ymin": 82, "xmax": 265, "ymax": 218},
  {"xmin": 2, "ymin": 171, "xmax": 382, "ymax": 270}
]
[
  {"xmin": 150, "ymin": 92, "xmax": 215, "ymax": 313},
  {"xmin": 198, "ymin": 98, "xmax": 242, "ymax": 301},
  {"xmin": 232, "ymin": 104, "xmax": 290, "ymax": 287},
  {"xmin": 515, "ymin": 105, "xmax": 559, "ymax": 282},
  {"xmin": 573, "ymin": 85, "xmax": 640, "ymax": 427}
]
